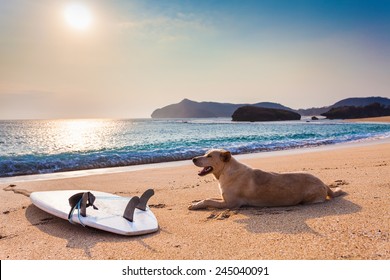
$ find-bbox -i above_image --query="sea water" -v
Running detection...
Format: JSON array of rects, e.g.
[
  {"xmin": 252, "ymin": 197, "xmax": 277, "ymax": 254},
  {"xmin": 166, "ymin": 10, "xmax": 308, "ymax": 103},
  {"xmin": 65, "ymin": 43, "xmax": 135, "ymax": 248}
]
[{"xmin": 1, "ymin": 118, "xmax": 390, "ymax": 177}]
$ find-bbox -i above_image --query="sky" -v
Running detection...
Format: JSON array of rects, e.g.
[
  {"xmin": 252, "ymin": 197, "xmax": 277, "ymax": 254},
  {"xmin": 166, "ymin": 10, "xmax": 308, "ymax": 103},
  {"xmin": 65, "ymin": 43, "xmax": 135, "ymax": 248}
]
[{"xmin": 0, "ymin": 0, "xmax": 390, "ymax": 119}]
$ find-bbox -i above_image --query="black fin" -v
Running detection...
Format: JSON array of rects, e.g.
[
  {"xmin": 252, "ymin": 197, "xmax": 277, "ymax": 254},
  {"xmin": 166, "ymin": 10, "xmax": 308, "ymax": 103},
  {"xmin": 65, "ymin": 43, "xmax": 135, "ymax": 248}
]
[
  {"xmin": 68, "ymin": 192, "xmax": 84, "ymax": 208},
  {"xmin": 68, "ymin": 192, "xmax": 98, "ymax": 219},
  {"xmin": 137, "ymin": 189, "xmax": 154, "ymax": 211},
  {"xmin": 123, "ymin": 196, "xmax": 140, "ymax": 222},
  {"xmin": 87, "ymin": 192, "xmax": 98, "ymax": 210}
]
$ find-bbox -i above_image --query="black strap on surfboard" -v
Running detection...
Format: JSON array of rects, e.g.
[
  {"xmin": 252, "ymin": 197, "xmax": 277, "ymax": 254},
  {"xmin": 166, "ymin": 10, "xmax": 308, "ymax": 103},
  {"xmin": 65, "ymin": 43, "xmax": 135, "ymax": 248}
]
[{"xmin": 68, "ymin": 192, "xmax": 98, "ymax": 222}]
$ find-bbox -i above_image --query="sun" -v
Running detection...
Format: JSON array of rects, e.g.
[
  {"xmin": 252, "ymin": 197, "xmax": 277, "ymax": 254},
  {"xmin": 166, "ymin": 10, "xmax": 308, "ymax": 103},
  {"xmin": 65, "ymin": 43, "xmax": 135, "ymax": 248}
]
[{"xmin": 63, "ymin": 2, "xmax": 93, "ymax": 31}]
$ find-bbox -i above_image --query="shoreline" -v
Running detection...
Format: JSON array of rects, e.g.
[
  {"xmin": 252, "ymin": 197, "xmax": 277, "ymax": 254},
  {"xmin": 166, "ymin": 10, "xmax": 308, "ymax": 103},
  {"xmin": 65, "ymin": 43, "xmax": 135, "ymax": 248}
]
[
  {"xmin": 344, "ymin": 116, "xmax": 390, "ymax": 123},
  {"xmin": 1, "ymin": 132, "xmax": 389, "ymax": 259},
  {"xmin": 1, "ymin": 135, "xmax": 390, "ymax": 184}
]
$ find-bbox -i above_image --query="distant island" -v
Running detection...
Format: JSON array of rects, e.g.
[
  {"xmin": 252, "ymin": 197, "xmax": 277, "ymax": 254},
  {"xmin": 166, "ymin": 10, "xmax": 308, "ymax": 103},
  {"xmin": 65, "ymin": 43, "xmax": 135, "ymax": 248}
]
[
  {"xmin": 151, "ymin": 98, "xmax": 294, "ymax": 118},
  {"xmin": 151, "ymin": 96, "xmax": 390, "ymax": 119},
  {"xmin": 232, "ymin": 106, "xmax": 301, "ymax": 122},
  {"xmin": 297, "ymin": 96, "xmax": 390, "ymax": 116},
  {"xmin": 321, "ymin": 103, "xmax": 390, "ymax": 119}
]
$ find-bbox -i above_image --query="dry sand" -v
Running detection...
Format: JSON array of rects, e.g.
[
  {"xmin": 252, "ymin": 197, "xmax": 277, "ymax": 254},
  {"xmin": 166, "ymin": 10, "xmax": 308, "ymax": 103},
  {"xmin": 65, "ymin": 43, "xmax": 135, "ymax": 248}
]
[{"xmin": 1, "ymin": 139, "xmax": 389, "ymax": 260}]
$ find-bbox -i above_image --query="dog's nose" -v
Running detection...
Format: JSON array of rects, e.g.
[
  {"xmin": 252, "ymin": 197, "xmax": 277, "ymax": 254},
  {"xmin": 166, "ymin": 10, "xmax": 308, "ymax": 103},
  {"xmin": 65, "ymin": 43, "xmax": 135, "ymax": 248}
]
[{"xmin": 192, "ymin": 158, "xmax": 197, "ymax": 163}]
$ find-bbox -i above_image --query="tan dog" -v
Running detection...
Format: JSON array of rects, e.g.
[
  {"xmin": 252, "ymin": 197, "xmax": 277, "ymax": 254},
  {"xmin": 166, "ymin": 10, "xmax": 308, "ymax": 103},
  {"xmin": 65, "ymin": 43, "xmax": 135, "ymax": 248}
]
[{"xmin": 189, "ymin": 149, "xmax": 344, "ymax": 210}]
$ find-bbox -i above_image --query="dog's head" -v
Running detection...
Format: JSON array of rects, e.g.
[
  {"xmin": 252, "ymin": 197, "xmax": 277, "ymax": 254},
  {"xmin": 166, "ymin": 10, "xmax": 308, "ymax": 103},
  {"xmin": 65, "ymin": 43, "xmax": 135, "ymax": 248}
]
[{"xmin": 192, "ymin": 149, "xmax": 232, "ymax": 177}]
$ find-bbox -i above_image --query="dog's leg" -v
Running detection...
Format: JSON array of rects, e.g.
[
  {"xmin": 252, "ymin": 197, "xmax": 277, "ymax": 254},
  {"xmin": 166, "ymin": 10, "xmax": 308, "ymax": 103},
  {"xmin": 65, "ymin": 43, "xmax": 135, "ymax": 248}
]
[{"xmin": 188, "ymin": 199, "xmax": 239, "ymax": 210}]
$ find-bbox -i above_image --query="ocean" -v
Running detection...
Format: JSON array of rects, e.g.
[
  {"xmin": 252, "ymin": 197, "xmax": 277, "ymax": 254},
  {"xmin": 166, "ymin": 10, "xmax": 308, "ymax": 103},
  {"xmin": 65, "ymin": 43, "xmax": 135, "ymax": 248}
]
[{"xmin": 1, "ymin": 118, "xmax": 390, "ymax": 178}]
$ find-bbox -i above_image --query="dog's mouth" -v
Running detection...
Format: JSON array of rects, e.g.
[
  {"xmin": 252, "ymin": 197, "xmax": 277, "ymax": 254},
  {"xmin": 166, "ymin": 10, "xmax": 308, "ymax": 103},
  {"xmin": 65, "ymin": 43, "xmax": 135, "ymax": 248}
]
[{"xmin": 198, "ymin": 166, "xmax": 213, "ymax": 176}]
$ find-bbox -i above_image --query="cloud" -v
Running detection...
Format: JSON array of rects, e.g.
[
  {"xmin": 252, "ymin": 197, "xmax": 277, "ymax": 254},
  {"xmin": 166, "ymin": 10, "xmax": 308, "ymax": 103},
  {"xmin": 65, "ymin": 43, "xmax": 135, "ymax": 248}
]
[{"xmin": 116, "ymin": 12, "xmax": 214, "ymax": 42}]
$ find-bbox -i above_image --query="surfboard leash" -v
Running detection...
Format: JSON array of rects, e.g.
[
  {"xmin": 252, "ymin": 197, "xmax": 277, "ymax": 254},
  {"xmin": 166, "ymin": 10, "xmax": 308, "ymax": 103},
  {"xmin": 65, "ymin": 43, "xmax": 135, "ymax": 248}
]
[{"xmin": 67, "ymin": 192, "xmax": 98, "ymax": 226}]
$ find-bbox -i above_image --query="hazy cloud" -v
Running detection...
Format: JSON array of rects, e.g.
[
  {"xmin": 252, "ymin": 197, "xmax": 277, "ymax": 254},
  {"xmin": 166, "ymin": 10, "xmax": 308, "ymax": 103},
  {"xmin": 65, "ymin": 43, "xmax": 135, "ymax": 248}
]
[{"xmin": 116, "ymin": 12, "xmax": 214, "ymax": 42}]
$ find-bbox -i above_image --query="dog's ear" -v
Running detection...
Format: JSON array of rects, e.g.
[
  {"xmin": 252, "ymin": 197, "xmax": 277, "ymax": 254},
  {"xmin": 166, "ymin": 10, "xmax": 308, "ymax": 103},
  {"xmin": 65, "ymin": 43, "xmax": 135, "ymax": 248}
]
[{"xmin": 220, "ymin": 151, "xmax": 231, "ymax": 162}]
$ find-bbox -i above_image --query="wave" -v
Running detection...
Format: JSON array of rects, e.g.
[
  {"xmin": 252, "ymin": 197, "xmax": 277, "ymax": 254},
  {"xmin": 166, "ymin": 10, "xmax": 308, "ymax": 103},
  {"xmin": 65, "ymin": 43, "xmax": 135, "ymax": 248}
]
[
  {"xmin": 1, "ymin": 133, "xmax": 389, "ymax": 177},
  {"xmin": 1, "ymin": 119, "xmax": 390, "ymax": 177}
]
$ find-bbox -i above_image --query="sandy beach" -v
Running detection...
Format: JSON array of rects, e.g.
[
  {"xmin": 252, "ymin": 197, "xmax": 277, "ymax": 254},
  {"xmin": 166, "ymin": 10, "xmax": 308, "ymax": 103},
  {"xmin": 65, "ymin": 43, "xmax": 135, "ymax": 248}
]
[
  {"xmin": 345, "ymin": 116, "xmax": 390, "ymax": 123},
  {"xmin": 1, "ymin": 131, "xmax": 390, "ymax": 260}
]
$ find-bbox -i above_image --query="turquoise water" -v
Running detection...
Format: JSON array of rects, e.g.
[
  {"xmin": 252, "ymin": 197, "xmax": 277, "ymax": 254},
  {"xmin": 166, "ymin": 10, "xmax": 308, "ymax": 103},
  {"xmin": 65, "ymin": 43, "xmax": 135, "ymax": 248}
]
[{"xmin": 1, "ymin": 118, "xmax": 389, "ymax": 177}]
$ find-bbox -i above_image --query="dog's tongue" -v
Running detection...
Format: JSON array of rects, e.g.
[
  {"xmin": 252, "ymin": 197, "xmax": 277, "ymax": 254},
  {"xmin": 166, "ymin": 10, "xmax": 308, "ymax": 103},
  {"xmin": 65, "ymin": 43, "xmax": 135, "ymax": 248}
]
[{"xmin": 198, "ymin": 166, "xmax": 212, "ymax": 176}]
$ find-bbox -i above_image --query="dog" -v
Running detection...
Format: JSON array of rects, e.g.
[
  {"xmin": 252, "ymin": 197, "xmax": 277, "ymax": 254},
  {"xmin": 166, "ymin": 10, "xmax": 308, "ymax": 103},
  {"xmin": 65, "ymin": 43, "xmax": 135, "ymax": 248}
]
[{"xmin": 189, "ymin": 149, "xmax": 345, "ymax": 210}]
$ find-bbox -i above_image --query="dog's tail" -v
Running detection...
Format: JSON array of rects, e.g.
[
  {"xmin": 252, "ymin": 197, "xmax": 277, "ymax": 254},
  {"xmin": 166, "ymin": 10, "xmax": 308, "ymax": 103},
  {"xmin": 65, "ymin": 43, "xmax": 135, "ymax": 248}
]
[{"xmin": 326, "ymin": 185, "xmax": 346, "ymax": 198}]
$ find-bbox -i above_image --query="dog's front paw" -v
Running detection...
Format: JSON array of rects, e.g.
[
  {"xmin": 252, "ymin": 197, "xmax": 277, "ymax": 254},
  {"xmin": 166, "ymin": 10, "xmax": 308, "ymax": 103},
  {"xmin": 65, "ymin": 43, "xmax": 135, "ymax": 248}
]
[
  {"xmin": 188, "ymin": 200, "xmax": 204, "ymax": 210},
  {"xmin": 188, "ymin": 204, "xmax": 196, "ymax": 210}
]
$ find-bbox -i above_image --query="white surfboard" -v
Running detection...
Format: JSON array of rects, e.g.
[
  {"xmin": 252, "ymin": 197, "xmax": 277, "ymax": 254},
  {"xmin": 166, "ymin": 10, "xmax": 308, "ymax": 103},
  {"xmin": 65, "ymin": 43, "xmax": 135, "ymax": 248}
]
[{"xmin": 30, "ymin": 190, "xmax": 159, "ymax": 236}]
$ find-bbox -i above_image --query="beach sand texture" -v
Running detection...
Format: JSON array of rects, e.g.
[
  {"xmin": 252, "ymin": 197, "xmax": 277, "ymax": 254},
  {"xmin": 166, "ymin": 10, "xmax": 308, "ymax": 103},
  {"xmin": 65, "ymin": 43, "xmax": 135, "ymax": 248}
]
[
  {"xmin": 346, "ymin": 116, "xmax": 390, "ymax": 123},
  {"xmin": 1, "ymin": 140, "xmax": 389, "ymax": 260}
]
